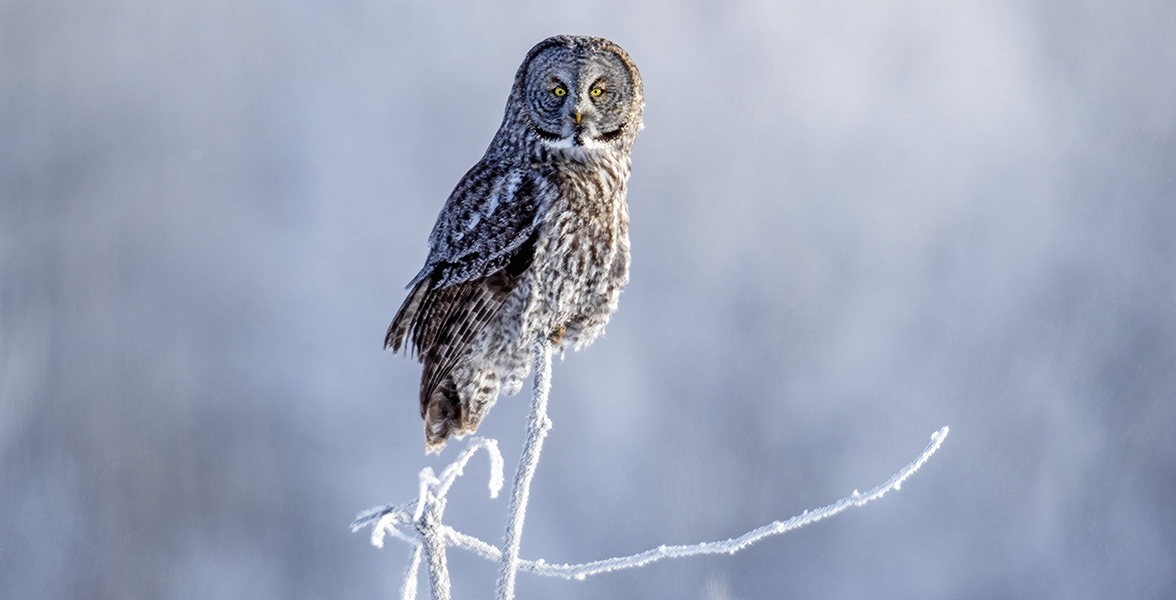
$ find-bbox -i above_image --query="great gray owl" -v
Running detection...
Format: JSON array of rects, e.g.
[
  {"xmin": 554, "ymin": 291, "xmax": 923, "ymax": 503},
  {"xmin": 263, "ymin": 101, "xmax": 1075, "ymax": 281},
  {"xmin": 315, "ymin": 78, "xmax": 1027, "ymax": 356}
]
[{"xmin": 386, "ymin": 35, "xmax": 643, "ymax": 452}]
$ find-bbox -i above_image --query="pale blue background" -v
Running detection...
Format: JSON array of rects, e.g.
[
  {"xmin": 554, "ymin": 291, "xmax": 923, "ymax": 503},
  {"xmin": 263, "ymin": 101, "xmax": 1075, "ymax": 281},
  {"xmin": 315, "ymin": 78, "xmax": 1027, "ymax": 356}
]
[{"xmin": 3, "ymin": 1, "xmax": 1174, "ymax": 598}]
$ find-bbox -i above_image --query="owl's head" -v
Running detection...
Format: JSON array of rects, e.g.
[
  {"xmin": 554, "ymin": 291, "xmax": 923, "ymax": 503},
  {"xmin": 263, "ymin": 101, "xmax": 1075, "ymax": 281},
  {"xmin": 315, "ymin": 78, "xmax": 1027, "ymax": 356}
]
[{"xmin": 506, "ymin": 35, "xmax": 643, "ymax": 154}]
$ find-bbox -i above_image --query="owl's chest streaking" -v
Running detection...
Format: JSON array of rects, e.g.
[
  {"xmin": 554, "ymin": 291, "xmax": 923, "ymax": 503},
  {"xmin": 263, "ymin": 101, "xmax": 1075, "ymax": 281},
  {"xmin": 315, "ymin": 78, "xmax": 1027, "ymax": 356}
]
[{"xmin": 522, "ymin": 149, "xmax": 632, "ymax": 347}]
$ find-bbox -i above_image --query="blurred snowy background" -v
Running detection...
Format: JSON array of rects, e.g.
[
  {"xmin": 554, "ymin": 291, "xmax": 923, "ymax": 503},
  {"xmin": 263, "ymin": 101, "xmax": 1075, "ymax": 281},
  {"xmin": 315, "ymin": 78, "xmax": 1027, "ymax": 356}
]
[{"xmin": 2, "ymin": 1, "xmax": 1174, "ymax": 598}]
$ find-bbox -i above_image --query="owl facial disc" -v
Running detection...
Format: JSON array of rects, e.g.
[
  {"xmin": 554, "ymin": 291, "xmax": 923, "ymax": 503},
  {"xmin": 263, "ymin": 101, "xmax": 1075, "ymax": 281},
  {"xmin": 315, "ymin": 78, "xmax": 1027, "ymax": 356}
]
[{"xmin": 522, "ymin": 42, "xmax": 636, "ymax": 151}]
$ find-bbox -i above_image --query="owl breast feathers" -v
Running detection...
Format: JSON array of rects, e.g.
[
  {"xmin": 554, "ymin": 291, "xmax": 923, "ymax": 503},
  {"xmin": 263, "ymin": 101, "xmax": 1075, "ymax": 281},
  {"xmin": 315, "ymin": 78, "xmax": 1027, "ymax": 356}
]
[{"xmin": 386, "ymin": 35, "xmax": 644, "ymax": 452}]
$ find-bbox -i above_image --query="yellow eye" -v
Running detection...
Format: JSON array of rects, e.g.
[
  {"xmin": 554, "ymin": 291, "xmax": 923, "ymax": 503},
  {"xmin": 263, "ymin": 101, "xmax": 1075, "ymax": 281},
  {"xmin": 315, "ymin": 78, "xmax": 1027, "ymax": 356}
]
[
  {"xmin": 553, "ymin": 87, "xmax": 566, "ymax": 97},
  {"xmin": 590, "ymin": 88, "xmax": 603, "ymax": 97}
]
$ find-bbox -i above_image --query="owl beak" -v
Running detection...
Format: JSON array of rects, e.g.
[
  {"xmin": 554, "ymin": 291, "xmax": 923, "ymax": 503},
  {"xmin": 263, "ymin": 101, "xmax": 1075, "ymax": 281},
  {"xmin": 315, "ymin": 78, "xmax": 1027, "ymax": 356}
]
[{"xmin": 575, "ymin": 112, "xmax": 582, "ymax": 124}]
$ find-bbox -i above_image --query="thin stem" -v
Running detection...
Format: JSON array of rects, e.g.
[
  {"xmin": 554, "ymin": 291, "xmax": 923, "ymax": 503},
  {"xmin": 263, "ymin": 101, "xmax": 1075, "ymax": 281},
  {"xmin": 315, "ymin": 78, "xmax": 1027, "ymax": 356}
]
[
  {"xmin": 421, "ymin": 499, "xmax": 451, "ymax": 600},
  {"xmin": 401, "ymin": 545, "xmax": 423, "ymax": 600},
  {"xmin": 496, "ymin": 338, "xmax": 555, "ymax": 600}
]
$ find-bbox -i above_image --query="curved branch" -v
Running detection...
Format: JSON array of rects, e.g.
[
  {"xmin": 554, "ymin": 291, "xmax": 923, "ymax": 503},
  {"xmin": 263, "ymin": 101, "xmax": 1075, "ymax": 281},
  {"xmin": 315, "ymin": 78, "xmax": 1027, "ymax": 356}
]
[
  {"xmin": 425, "ymin": 427, "xmax": 950, "ymax": 580},
  {"xmin": 514, "ymin": 426, "xmax": 950, "ymax": 580},
  {"xmin": 351, "ymin": 354, "xmax": 950, "ymax": 596}
]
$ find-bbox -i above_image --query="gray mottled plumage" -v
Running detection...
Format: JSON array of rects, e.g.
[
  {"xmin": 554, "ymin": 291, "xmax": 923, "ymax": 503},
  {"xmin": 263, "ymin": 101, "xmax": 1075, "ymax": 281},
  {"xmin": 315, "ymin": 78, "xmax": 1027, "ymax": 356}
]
[{"xmin": 386, "ymin": 35, "xmax": 643, "ymax": 452}]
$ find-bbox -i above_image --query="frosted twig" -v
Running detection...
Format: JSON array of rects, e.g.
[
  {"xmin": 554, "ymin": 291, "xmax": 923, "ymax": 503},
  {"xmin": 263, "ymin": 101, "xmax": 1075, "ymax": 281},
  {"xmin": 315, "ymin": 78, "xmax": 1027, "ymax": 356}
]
[
  {"xmin": 511, "ymin": 426, "xmax": 950, "ymax": 580},
  {"xmin": 352, "ymin": 343, "xmax": 951, "ymax": 595},
  {"xmin": 349, "ymin": 436, "xmax": 504, "ymax": 599},
  {"xmin": 371, "ymin": 510, "xmax": 419, "ymax": 549},
  {"xmin": 401, "ymin": 545, "xmax": 422, "ymax": 600},
  {"xmin": 443, "ymin": 526, "xmax": 502, "ymax": 561},
  {"xmin": 496, "ymin": 337, "xmax": 555, "ymax": 600},
  {"xmin": 414, "ymin": 468, "xmax": 438, "ymax": 521},
  {"xmin": 421, "ymin": 498, "xmax": 450, "ymax": 600},
  {"xmin": 350, "ymin": 437, "xmax": 503, "ymax": 536},
  {"xmin": 435, "ymin": 437, "xmax": 504, "ymax": 501}
]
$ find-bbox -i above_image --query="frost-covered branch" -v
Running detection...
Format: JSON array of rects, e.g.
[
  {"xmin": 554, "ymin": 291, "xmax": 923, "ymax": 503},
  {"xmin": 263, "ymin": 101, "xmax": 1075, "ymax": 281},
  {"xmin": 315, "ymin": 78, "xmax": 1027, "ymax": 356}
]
[
  {"xmin": 496, "ymin": 337, "xmax": 554, "ymax": 600},
  {"xmin": 350, "ymin": 436, "xmax": 503, "ymax": 600},
  {"xmin": 350, "ymin": 436, "xmax": 504, "ymax": 544},
  {"xmin": 352, "ymin": 339, "xmax": 950, "ymax": 598},
  {"xmin": 511, "ymin": 426, "xmax": 949, "ymax": 580}
]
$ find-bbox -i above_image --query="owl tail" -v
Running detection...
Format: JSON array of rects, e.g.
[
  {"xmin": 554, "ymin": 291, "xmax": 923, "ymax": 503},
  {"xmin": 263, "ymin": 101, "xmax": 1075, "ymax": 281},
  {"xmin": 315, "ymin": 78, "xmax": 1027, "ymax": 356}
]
[
  {"xmin": 422, "ymin": 369, "xmax": 500, "ymax": 453},
  {"xmin": 423, "ymin": 378, "xmax": 461, "ymax": 453}
]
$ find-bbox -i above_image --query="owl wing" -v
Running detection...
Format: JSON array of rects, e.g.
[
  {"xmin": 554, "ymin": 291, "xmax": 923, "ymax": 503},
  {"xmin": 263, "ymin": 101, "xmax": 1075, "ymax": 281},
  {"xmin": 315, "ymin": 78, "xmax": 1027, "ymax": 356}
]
[{"xmin": 385, "ymin": 161, "xmax": 549, "ymax": 413}]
